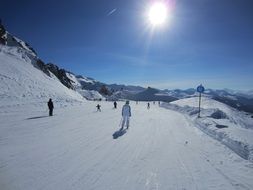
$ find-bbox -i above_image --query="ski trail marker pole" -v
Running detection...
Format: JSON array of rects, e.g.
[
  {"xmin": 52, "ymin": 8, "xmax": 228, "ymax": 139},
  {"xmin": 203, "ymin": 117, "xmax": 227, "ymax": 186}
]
[{"xmin": 197, "ymin": 84, "xmax": 205, "ymax": 118}]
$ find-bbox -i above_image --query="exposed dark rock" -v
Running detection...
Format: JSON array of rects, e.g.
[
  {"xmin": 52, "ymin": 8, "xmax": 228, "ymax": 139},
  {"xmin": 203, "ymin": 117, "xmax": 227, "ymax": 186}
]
[
  {"xmin": 99, "ymin": 85, "xmax": 111, "ymax": 95},
  {"xmin": 215, "ymin": 124, "xmax": 228, "ymax": 129},
  {"xmin": 46, "ymin": 63, "xmax": 74, "ymax": 89},
  {"xmin": 128, "ymin": 87, "xmax": 178, "ymax": 102},
  {"xmin": 0, "ymin": 21, "xmax": 37, "ymax": 55},
  {"xmin": 210, "ymin": 109, "xmax": 227, "ymax": 119},
  {"xmin": 213, "ymin": 96, "xmax": 253, "ymax": 114},
  {"xmin": 35, "ymin": 59, "xmax": 51, "ymax": 76},
  {"xmin": 0, "ymin": 22, "xmax": 6, "ymax": 45}
]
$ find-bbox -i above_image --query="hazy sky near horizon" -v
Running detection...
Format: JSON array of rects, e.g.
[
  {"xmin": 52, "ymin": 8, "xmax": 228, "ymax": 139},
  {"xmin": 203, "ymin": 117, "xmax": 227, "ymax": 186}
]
[{"xmin": 1, "ymin": 0, "xmax": 253, "ymax": 90}]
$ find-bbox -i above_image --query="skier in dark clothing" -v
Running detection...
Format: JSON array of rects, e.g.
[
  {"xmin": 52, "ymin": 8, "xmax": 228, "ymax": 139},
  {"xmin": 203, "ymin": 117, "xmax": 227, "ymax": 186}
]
[
  {"xmin": 114, "ymin": 101, "xmax": 117, "ymax": 109},
  {"xmin": 147, "ymin": 102, "xmax": 150, "ymax": 109},
  {"xmin": 47, "ymin": 98, "xmax": 54, "ymax": 116},
  {"xmin": 96, "ymin": 104, "xmax": 101, "ymax": 112}
]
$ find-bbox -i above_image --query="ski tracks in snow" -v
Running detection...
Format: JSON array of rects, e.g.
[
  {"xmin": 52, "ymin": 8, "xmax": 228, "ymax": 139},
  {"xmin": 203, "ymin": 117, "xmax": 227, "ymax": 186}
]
[{"xmin": 1, "ymin": 102, "xmax": 253, "ymax": 190}]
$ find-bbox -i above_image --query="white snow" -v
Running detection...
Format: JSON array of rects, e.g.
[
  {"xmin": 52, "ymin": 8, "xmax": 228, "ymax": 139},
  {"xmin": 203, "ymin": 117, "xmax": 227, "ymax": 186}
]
[
  {"xmin": 1, "ymin": 101, "xmax": 253, "ymax": 190},
  {"xmin": 77, "ymin": 76, "xmax": 95, "ymax": 84},
  {"xmin": 223, "ymin": 95, "xmax": 238, "ymax": 100},
  {"xmin": 0, "ymin": 45, "xmax": 85, "ymax": 107},
  {"xmin": 12, "ymin": 36, "xmax": 36, "ymax": 57},
  {"xmin": 1, "ymin": 43, "xmax": 253, "ymax": 190},
  {"xmin": 155, "ymin": 92, "xmax": 173, "ymax": 96},
  {"xmin": 161, "ymin": 97, "xmax": 253, "ymax": 161},
  {"xmin": 66, "ymin": 72, "xmax": 104, "ymax": 100},
  {"xmin": 156, "ymin": 90, "xmax": 210, "ymax": 99},
  {"xmin": 110, "ymin": 90, "xmax": 137, "ymax": 100},
  {"xmin": 77, "ymin": 89, "xmax": 105, "ymax": 100},
  {"xmin": 66, "ymin": 72, "xmax": 81, "ymax": 88}
]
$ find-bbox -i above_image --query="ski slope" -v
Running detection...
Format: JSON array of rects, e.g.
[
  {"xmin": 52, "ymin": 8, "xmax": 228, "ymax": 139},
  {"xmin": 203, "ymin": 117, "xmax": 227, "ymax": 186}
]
[
  {"xmin": 161, "ymin": 97, "xmax": 253, "ymax": 161},
  {"xmin": 1, "ymin": 101, "xmax": 253, "ymax": 190},
  {"xmin": 0, "ymin": 45, "xmax": 84, "ymax": 107}
]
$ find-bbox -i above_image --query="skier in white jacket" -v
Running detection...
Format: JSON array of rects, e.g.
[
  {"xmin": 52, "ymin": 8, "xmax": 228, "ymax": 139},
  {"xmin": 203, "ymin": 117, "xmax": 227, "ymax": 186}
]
[{"xmin": 120, "ymin": 100, "xmax": 131, "ymax": 130}]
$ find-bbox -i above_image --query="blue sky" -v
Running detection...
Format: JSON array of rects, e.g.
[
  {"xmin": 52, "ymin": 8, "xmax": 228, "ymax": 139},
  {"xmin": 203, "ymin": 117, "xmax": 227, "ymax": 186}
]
[{"xmin": 1, "ymin": 0, "xmax": 253, "ymax": 90}]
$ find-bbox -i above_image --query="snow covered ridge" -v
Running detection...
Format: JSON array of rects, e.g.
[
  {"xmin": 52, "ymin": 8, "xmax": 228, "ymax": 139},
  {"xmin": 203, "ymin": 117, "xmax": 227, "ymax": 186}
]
[
  {"xmin": 0, "ymin": 22, "xmax": 96, "ymax": 102},
  {"xmin": 0, "ymin": 45, "xmax": 85, "ymax": 106},
  {"xmin": 161, "ymin": 97, "xmax": 253, "ymax": 162},
  {"xmin": 0, "ymin": 23, "xmax": 36, "ymax": 57},
  {"xmin": 77, "ymin": 89, "xmax": 105, "ymax": 100},
  {"xmin": 0, "ymin": 23, "xmax": 143, "ymax": 101},
  {"xmin": 160, "ymin": 88, "xmax": 253, "ymax": 114},
  {"xmin": 127, "ymin": 87, "xmax": 178, "ymax": 102},
  {"xmin": 65, "ymin": 72, "xmax": 147, "ymax": 100}
]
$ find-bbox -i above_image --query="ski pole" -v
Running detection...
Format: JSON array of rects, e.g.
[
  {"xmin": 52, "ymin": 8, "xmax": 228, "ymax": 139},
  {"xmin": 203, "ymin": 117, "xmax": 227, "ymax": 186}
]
[{"xmin": 119, "ymin": 117, "xmax": 123, "ymax": 128}]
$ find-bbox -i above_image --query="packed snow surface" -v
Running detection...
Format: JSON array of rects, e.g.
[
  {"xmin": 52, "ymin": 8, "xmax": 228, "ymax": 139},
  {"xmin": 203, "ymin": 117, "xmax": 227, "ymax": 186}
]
[
  {"xmin": 161, "ymin": 97, "xmax": 253, "ymax": 161},
  {"xmin": 1, "ymin": 101, "xmax": 253, "ymax": 190}
]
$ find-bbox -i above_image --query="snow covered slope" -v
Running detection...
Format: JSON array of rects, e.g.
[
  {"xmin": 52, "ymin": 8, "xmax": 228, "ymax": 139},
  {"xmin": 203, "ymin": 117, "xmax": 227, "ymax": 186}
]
[
  {"xmin": 66, "ymin": 72, "xmax": 104, "ymax": 100},
  {"xmin": 0, "ymin": 101, "xmax": 253, "ymax": 190},
  {"xmin": 66, "ymin": 72, "xmax": 147, "ymax": 101},
  {"xmin": 0, "ymin": 45, "xmax": 84, "ymax": 106},
  {"xmin": 77, "ymin": 89, "xmax": 105, "ymax": 100},
  {"xmin": 162, "ymin": 88, "xmax": 253, "ymax": 114},
  {"xmin": 161, "ymin": 97, "xmax": 253, "ymax": 161}
]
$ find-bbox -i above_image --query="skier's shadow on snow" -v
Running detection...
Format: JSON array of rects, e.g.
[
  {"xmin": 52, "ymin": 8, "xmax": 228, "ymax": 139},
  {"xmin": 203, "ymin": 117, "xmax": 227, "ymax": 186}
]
[
  {"xmin": 26, "ymin": 116, "xmax": 49, "ymax": 120},
  {"xmin": 112, "ymin": 129, "xmax": 127, "ymax": 139}
]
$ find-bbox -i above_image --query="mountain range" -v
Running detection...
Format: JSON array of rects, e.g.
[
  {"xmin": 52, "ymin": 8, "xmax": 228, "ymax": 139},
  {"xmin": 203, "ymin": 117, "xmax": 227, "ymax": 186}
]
[{"xmin": 1, "ymin": 22, "xmax": 253, "ymax": 113}]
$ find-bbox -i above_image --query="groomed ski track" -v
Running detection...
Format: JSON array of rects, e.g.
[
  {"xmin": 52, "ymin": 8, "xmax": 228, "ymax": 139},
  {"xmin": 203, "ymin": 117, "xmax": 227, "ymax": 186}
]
[{"xmin": 0, "ymin": 101, "xmax": 252, "ymax": 190}]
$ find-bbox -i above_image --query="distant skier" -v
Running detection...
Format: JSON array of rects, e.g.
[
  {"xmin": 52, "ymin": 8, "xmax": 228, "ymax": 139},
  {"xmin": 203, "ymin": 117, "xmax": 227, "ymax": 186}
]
[
  {"xmin": 158, "ymin": 101, "xmax": 161, "ymax": 106},
  {"xmin": 114, "ymin": 101, "xmax": 117, "ymax": 109},
  {"xmin": 120, "ymin": 100, "xmax": 131, "ymax": 130},
  {"xmin": 47, "ymin": 98, "xmax": 54, "ymax": 116},
  {"xmin": 147, "ymin": 102, "xmax": 150, "ymax": 109},
  {"xmin": 96, "ymin": 104, "xmax": 101, "ymax": 112}
]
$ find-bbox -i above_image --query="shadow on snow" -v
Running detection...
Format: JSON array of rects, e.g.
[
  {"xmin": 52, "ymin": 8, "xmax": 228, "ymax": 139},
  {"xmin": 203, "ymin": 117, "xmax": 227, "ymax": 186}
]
[
  {"xmin": 112, "ymin": 129, "xmax": 127, "ymax": 139},
  {"xmin": 26, "ymin": 116, "xmax": 49, "ymax": 120}
]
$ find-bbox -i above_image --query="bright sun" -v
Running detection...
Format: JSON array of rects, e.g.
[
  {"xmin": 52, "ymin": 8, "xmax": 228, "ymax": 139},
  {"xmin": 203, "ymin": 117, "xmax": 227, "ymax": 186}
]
[{"xmin": 148, "ymin": 2, "xmax": 168, "ymax": 26}]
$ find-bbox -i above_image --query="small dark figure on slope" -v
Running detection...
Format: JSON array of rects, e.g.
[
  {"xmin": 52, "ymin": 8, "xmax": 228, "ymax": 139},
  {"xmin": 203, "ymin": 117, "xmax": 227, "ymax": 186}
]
[
  {"xmin": 96, "ymin": 104, "xmax": 101, "ymax": 112},
  {"xmin": 48, "ymin": 98, "xmax": 54, "ymax": 116},
  {"xmin": 114, "ymin": 101, "xmax": 117, "ymax": 109}
]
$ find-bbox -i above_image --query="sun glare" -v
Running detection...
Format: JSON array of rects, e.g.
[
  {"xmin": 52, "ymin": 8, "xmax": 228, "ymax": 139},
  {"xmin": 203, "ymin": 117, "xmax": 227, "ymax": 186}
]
[{"xmin": 148, "ymin": 2, "xmax": 168, "ymax": 26}]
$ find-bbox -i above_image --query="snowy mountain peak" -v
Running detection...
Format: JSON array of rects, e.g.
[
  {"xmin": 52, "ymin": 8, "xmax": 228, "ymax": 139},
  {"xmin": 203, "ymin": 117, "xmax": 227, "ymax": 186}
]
[
  {"xmin": 0, "ymin": 22, "xmax": 85, "ymax": 106},
  {"xmin": 0, "ymin": 23, "xmax": 37, "ymax": 57}
]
